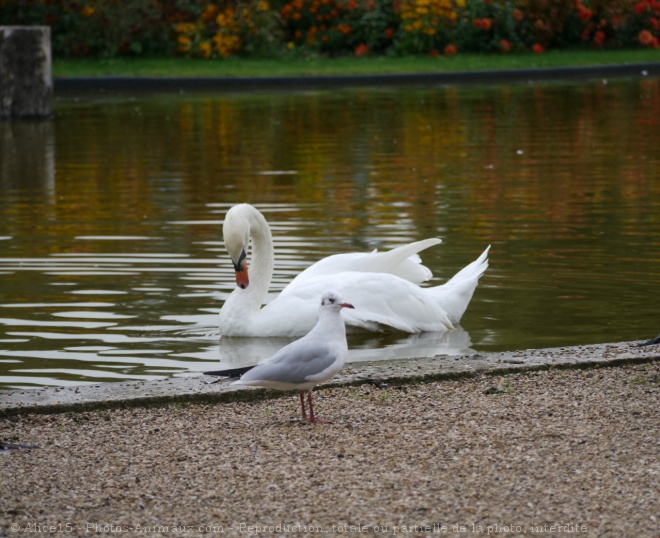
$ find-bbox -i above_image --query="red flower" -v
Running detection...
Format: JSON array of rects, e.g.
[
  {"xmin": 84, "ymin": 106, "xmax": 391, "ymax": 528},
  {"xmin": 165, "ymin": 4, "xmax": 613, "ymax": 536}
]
[
  {"xmin": 634, "ymin": 1, "xmax": 647, "ymax": 14},
  {"xmin": 650, "ymin": 17, "xmax": 659, "ymax": 30},
  {"xmin": 354, "ymin": 43, "xmax": 369, "ymax": 56},
  {"xmin": 498, "ymin": 39, "xmax": 511, "ymax": 53},
  {"xmin": 593, "ymin": 30, "xmax": 606, "ymax": 46},
  {"xmin": 578, "ymin": 5, "xmax": 592, "ymax": 21},
  {"xmin": 513, "ymin": 9, "xmax": 524, "ymax": 22},
  {"xmin": 532, "ymin": 43, "xmax": 544, "ymax": 54},
  {"xmin": 429, "ymin": 48, "xmax": 440, "ymax": 57},
  {"xmin": 473, "ymin": 18, "xmax": 483, "ymax": 29},
  {"xmin": 383, "ymin": 27, "xmax": 394, "ymax": 39},
  {"xmin": 481, "ymin": 18, "xmax": 492, "ymax": 31},
  {"xmin": 444, "ymin": 43, "xmax": 458, "ymax": 55},
  {"xmin": 639, "ymin": 29, "xmax": 655, "ymax": 45},
  {"xmin": 346, "ymin": 0, "xmax": 357, "ymax": 9}
]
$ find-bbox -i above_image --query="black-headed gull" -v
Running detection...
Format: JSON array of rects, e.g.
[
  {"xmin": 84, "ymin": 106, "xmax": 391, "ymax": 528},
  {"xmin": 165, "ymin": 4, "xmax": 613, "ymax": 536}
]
[
  {"xmin": 219, "ymin": 203, "xmax": 489, "ymax": 336},
  {"xmin": 208, "ymin": 291, "xmax": 354, "ymax": 423}
]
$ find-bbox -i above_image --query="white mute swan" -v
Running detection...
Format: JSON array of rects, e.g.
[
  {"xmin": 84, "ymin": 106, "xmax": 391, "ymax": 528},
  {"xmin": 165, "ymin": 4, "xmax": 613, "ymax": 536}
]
[{"xmin": 218, "ymin": 203, "xmax": 489, "ymax": 337}]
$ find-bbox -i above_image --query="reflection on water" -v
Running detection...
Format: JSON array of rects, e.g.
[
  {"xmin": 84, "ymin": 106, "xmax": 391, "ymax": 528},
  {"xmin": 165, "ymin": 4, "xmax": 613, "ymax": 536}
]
[
  {"xmin": 1, "ymin": 121, "xmax": 55, "ymax": 192},
  {"xmin": 0, "ymin": 77, "xmax": 658, "ymax": 389}
]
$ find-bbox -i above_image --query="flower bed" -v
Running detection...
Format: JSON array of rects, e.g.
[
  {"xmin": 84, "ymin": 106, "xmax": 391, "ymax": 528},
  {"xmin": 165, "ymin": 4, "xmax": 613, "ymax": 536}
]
[{"xmin": 1, "ymin": 0, "xmax": 658, "ymax": 58}]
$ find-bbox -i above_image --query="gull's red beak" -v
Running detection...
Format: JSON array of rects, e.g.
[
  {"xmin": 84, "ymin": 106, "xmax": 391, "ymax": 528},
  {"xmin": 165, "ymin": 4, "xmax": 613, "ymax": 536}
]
[
  {"xmin": 234, "ymin": 259, "xmax": 249, "ymax": 289},
  {"xmin": 340, "ymin": 302, "xmax": 355, "ymax": 309}
]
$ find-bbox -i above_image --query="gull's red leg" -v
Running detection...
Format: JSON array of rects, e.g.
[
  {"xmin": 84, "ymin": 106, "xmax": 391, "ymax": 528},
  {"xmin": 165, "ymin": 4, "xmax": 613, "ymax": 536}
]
[
  {"xmin": 299, "ymin": 391, "xmax": 308, "ymax": 421},
  {"xmin": 306, "ymin": 390, "xmax": 329, "ymax": 424}
]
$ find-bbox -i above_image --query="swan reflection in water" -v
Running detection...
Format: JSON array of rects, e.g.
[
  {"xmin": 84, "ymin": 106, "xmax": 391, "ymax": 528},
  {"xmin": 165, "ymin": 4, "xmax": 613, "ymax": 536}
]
[{"xmin": 212, "ymin": 326, "xmax": 475, "ymax": 372}]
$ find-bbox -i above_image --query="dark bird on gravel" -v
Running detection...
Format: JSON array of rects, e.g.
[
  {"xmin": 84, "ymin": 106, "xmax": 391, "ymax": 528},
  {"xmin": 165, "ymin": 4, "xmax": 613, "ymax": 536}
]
[
  {"xmin": 1, "ymin": 442, "xmax": 38, "ymax": 451},
  {"xmin": 638, "ymin": 333, "xmax": 660, "ymax": 346}
]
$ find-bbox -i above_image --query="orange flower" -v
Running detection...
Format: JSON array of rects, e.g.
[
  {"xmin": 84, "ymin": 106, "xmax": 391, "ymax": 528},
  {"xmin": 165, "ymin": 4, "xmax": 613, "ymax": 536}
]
[
  {"xmin": 532, "ymin": 43, "xmax": 544, "ymax": 54},
  {"xmin": 512, "ymin": 9, "xmax": 523, "ymax": 22},
  {"xmin": 201, "ymin": 4, "xmax": 218, "ymax": 23},
  {"xmin": 337, "ymin": 23, "xmax": 352, "ymax": 35},
  {"xmin": 444, "ymin": 43, "xmax": 457, "ymax": 55},
  {"xmin": 354, "ymin": 43, "xmax": 369, "ymax": 56}
]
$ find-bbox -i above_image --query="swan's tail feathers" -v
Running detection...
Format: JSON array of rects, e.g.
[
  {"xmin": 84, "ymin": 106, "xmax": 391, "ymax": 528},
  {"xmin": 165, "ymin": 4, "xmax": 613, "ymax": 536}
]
[
  {"xmin": 360, "ymin": 238, "xmax": 442, "ymax": 284},
  {"xmin": 432, "ymin": 245, "xmax": 490, "ymax": 324}
]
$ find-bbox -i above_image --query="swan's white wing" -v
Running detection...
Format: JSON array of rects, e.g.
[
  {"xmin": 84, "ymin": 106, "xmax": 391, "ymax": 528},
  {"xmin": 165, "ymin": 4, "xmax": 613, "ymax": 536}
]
[
  {"xmin": 286, "ymin": 238, "xmax": 442, "ymax": 289},
  {"xmin": 258, "ymin": 272, "xmax": 454, "ymax": 335}
]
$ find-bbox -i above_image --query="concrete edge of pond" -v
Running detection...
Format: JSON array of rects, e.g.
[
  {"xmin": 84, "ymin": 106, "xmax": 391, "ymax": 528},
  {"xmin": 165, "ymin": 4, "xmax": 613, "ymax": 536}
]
[
  {"xmin": 53, "ymin": 62, "xmax": 660, "ymax": 93},
  {"xmin": 1, "ymin": 340, "xmax": 658, "ymax": 418}
]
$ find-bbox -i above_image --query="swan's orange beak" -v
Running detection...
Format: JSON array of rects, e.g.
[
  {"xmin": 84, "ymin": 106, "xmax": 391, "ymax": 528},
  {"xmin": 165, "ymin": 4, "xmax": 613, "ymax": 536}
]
[
  {"xmin": 234, "ymin": 259, "xmax": 249, "ymax": 289},
  {"xmin": 233, "ymin": 249, "xmax": 249, "ymax": 289}
]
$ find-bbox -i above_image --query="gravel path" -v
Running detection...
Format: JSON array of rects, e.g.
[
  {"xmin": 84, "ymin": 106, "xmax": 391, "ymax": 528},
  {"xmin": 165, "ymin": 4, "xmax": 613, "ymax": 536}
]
[{"xmin": 1, "ymin": 362, "xmax": 658, "ymax": 538}]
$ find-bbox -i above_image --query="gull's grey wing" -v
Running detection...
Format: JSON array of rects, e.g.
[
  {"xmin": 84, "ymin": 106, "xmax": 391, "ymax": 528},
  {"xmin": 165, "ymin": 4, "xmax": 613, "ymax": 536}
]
[{"xmin": 239, "ymin": 341, "xmax": 335, "ymax": 385}]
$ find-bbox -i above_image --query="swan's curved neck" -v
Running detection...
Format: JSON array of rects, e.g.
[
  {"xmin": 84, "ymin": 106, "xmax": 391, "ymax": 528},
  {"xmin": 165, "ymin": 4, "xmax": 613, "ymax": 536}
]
[
  {"xmin": 244, "ymin": 206, "xmax": 274, "ymax": 303},
  {"xmin": 220, "ymin": 205, "xmax": 274, "ymax": 333}
]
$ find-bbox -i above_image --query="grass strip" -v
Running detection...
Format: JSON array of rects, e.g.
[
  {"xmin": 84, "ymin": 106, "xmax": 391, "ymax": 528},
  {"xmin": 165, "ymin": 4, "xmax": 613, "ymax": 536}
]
[{"xmin": 54, "ymin": 49, "xmax": 660, "ymax": 78}]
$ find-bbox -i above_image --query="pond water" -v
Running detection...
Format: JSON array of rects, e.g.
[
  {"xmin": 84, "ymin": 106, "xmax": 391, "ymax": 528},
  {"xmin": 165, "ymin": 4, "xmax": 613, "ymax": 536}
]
[{"xmin": 1, "ymin": 76, "xmax": 659, "ymax": 390}]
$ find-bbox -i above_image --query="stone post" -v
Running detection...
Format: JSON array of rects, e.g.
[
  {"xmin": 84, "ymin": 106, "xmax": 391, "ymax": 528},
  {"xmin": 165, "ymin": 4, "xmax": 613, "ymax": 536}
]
[{"xmin": 0, "ymin": 26, "xmax": 53, "ymax": 119}]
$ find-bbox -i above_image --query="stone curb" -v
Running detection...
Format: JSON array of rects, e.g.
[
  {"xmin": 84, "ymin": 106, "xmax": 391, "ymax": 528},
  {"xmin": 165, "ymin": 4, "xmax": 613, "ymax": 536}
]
[
  {"xmin": 53, "ymin": 62, "xmax": 660, "ymax": 93},
  {"xmin": 1, "ymin": 341, "xmax": 658, "ymax": 417}
]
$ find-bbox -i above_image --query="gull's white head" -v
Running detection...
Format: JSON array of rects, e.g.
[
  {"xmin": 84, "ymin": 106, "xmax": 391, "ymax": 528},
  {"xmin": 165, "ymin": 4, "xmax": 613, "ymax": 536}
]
[{"xmin": 320, "ymin": 291, "xmax": 355, "ymax": 312}]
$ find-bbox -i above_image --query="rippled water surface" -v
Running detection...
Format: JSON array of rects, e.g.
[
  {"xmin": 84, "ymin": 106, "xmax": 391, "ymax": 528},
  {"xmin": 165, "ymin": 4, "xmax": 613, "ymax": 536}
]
[{"xmin": 1, "ymin": 76, "xmax": 659, "ymax": 389}]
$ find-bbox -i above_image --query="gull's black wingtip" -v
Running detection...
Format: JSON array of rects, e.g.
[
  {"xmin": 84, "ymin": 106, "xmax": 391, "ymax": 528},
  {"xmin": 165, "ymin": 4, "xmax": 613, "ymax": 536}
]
[{"xmin": 203, "ymin": 366, "xmax": 255, "ymax": 378}]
